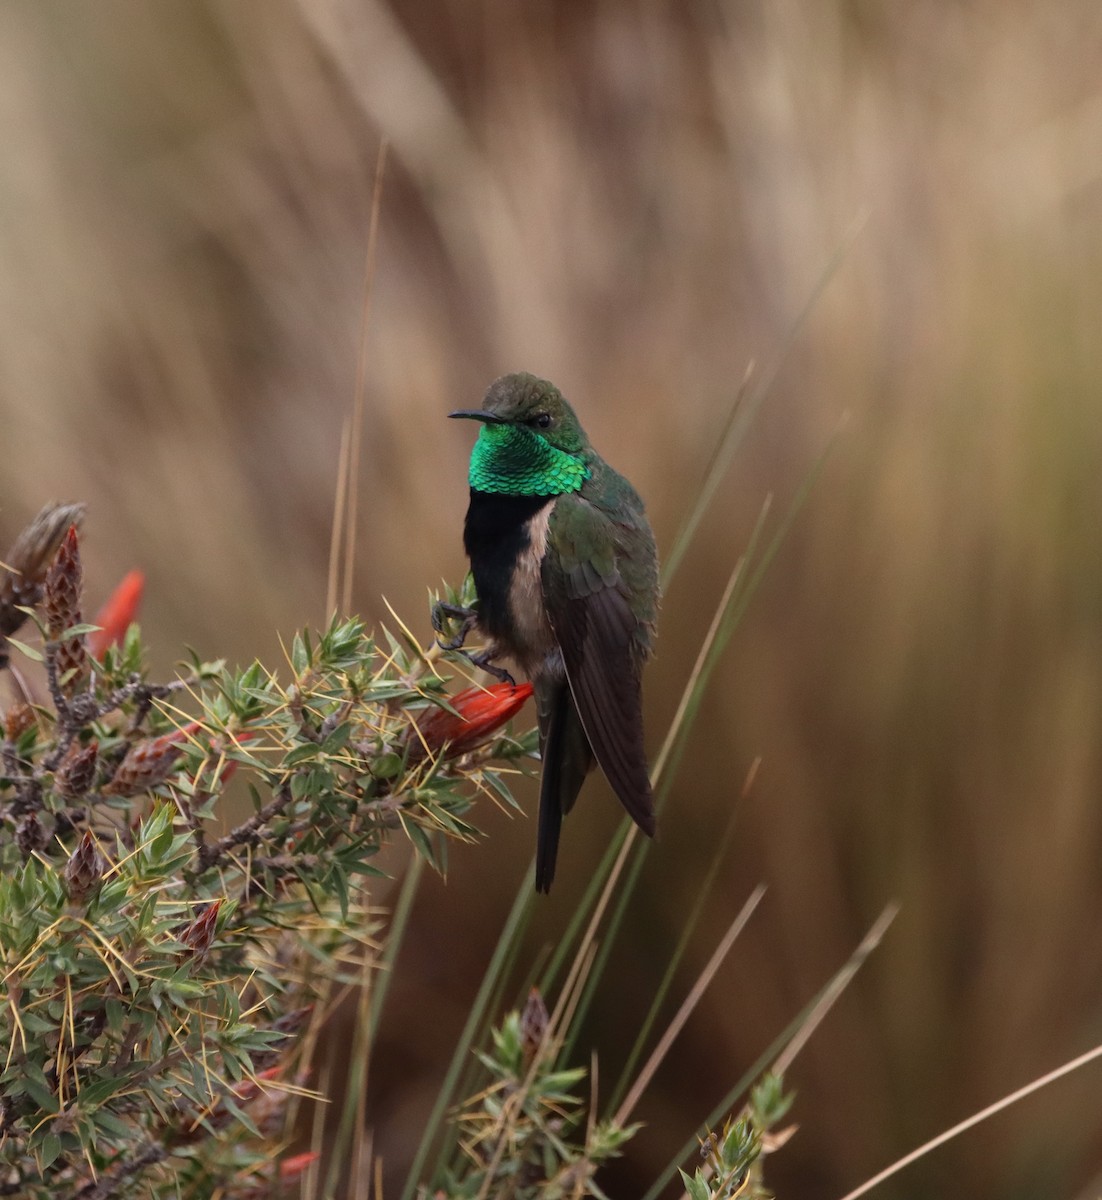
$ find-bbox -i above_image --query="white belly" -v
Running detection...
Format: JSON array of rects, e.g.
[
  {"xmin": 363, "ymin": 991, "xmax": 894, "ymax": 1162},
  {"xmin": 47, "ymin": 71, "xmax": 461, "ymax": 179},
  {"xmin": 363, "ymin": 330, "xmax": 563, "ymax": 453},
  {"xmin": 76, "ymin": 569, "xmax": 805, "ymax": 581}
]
[{"xmin": 508, "ymin": 500, "xmax": 557, "ymax": 672}]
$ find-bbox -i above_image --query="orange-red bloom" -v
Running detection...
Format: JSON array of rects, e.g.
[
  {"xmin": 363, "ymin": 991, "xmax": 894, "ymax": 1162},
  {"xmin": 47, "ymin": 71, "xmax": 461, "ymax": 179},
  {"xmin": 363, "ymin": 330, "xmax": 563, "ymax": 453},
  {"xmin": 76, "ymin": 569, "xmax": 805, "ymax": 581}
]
[
  {"xmin": 89, "ymin": 569, "xmax": 145, "ymax": 659},
  {"xmin": 410, "ymin": 682, "xmax": 533, "ymax": 761},
  {"xmin": 279, "ymin": 1152, "xmax": 321, "ymax": 1180}
]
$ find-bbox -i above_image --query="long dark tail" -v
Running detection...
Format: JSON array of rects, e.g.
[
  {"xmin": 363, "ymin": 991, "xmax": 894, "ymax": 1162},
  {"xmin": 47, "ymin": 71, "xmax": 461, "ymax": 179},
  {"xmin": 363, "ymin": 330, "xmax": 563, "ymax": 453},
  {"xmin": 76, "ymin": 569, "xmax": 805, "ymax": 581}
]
[{"xmin": 535, "ymin": 679, "xmax": 594, "ymax": 893}]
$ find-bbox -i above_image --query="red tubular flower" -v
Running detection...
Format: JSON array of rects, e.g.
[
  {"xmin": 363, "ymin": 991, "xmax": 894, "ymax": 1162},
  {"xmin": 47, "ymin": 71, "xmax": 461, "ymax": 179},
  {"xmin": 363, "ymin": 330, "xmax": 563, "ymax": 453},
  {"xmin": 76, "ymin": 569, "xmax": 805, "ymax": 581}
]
[
  {"xmin": 410, "ymin": 682, "xmax": 533, "ymax": 761},
  {"xmin": 279, "ymin": 1152, "xmax": 321, "ymax": 1180},
  {"xmin": 89, "ymin": 569, "xmax": 145, "ymax": 659}
]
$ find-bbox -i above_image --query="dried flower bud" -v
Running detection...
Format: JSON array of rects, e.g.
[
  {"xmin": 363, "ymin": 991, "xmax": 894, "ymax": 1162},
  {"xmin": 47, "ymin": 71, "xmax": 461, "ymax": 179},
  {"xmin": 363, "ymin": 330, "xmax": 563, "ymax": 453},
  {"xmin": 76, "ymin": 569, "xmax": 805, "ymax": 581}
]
[
  {"xmin": 15, "ymin": 812, "xmax": 46, "ymax": 858},
  {"xmin": 88, "ymin": 569, "xmax": 145, "ymax": 660},
  {"xmin": 64, "ymin": 830, "xmax": 104, "ymax": 903},
  {"xmin": 180, "ymin": 899, "xmax": 222, "ymax": 961},
  {"xmin": 408, "ymin": 683, "xmax": 534, "ymax": 763},
  {"xmin": 0, "ymin": 502, "xmax": 86, "ymax": 640},
  {"xmin": 43, "ymin": 526, "xmax": 82, "ymax": 637},
  {"xmin": 55, "ymin": 739, "xmax": 99, "ymax": 799},
  {"xmin": 4, "ymin": 702, "xmax": 35, "ymax": 742},
  {"xmin": 104, "ymin": 732, "xmax": 186, "ymax": 797},
  {"xmin": 520, "ymin": 987, "xmax": 549, "ymax": 1069},
  {"xmin": 44, "ymin": 525, "xmax": 89, "ymax": 696}
]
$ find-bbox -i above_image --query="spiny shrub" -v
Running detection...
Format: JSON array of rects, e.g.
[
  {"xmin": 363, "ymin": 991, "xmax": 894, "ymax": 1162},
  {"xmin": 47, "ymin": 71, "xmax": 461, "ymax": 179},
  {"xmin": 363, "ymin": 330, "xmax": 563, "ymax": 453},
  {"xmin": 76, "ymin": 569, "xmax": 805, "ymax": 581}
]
[{"xmin": 0, "ymin": 504, "xmax": 535, "ymax": 1199}]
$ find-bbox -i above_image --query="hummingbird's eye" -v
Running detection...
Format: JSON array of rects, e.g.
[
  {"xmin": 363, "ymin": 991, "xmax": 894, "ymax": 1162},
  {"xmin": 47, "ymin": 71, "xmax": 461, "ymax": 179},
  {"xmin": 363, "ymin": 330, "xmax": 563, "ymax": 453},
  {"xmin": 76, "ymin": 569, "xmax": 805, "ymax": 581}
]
[{"xmin": 533, "ymin": 413, "xmax": 552, "ymax": 430}]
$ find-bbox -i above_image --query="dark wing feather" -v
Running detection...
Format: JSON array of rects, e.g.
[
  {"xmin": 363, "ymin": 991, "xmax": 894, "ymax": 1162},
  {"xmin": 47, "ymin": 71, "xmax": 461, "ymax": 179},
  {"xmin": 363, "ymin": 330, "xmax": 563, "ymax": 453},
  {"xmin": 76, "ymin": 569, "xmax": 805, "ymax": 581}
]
[
  {"xmin": 534, "ymin": 677, "xmax": 594, "ymax": 893},
  {"xmin": 542, "ymin": 495, "xmax": 656, "ymax": 838}
]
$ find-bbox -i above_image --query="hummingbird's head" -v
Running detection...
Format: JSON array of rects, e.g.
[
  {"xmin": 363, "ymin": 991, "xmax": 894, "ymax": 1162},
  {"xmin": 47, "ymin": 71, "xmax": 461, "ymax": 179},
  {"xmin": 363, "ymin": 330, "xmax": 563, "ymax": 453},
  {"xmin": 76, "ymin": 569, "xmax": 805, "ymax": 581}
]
[{"xmin": 450, "ymin": 373, "xmax": 591, "ymax": 497}]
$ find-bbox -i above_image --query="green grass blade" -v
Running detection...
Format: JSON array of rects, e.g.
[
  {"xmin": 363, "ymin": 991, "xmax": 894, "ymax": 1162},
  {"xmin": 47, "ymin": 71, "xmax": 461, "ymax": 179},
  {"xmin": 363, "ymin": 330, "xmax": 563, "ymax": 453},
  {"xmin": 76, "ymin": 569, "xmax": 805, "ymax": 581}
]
[
  {"xmin": 369, "ymin": 853, "xmax": 424, "ymax": 1043},
  {"xmin": 321, "ymin": 855, "xmax": 425, "ymax": 1197},
  {"xmin": 662, "ymin": 214, "xmax": 865, "ymax": 584},
  {"xmin": 605, "ymin": 778, "xmax": 748, "ymax": 1117},
  {"xmin": 400, "ymin": 867, "xmax": 536, "ymax": 1200},
  {"xmin": 434, "ymin": 892, "xmax": 548, "ymax": 1181},
  {"xmin": 538, "ymin": 823, "xmax": 628, "ymax": 993},
  {"xmin": 558, "ymin": 496, "xmax": 775, "ymax": 1066},
  {"xmin": 642, "ymin": 903, "xmax": 897, "ymax": 1200}
]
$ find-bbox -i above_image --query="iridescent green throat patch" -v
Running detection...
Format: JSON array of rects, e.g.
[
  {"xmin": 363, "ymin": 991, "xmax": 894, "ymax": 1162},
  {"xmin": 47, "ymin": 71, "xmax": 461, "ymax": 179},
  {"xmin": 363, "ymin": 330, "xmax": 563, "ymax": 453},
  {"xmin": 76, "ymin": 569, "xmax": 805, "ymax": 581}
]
[{"xmin": 468, "ymin": 423, "xmax": 590, "ymax": 496}]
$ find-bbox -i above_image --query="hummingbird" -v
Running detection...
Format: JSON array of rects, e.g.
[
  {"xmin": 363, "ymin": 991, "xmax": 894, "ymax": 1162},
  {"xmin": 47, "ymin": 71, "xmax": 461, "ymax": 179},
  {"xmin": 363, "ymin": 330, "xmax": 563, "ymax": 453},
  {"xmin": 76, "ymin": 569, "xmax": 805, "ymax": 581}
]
[{"xmin": 438, "ymin": 372, "xmax": 659, "ymax": 892}]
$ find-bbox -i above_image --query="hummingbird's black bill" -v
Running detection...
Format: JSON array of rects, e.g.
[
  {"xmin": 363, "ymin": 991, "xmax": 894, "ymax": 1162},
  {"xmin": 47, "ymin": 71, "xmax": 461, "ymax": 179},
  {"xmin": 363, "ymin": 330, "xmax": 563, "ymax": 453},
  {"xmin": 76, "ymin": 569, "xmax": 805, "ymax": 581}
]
[{"xmin": 448, "ymin": 409, "xmax": 506, "ymax": 423}]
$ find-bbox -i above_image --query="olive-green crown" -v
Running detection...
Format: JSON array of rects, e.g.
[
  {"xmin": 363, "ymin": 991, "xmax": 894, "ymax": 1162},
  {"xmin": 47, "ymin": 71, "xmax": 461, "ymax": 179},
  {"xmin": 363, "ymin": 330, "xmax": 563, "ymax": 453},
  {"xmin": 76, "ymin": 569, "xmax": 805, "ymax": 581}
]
[{"xmin": 463, "ymin": 373, "xmax": 592, "ymax": 496}]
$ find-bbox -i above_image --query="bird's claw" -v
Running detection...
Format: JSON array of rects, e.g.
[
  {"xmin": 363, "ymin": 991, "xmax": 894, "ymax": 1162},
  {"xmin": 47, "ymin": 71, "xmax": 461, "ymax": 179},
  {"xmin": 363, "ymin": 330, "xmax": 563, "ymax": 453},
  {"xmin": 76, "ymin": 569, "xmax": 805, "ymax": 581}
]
[
  {"xmin": 432, "ymin": 601, "xmax": 477, "ymax": 650},
  {"xmin": 468, "ymin": 649, "xmax": 516, "ymax": 687},
  {"xmin": 432, "ymin": 600, "xmax": 515, "ymax": 684}
]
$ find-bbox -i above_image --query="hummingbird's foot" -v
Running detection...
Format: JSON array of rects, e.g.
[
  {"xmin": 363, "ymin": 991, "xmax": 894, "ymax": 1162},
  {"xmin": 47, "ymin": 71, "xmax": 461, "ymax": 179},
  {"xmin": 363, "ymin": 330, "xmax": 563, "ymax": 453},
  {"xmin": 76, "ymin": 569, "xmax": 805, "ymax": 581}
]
[
  {"xmin": 431, "ymin": 601, "xmax": 477, "ymax": 651},
  {"xmin": 432, "ymin": 600, "xmax": 515, "ymax": 683},
  {"xmin": 467, "ymin": 647, "xmax": 516, "ymax": 687}
]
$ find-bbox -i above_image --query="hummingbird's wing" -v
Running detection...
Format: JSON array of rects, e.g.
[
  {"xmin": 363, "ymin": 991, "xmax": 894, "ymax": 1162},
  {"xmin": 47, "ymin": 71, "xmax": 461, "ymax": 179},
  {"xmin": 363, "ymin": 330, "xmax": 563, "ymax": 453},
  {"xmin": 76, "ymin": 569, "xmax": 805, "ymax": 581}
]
[
  {"xmin": 534, "ymin": 676, "xmax": 594, "ymax": 893},
  {"xmin": 541, "ymin": 494, "xmax": 656, "ymax": 839}
]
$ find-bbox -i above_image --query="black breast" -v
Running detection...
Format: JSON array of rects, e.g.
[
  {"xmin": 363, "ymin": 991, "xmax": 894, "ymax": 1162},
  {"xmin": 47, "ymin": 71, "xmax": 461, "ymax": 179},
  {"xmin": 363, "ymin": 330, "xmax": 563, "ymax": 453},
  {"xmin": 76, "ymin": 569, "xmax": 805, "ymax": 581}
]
[{"xmin": 463, "ymin": 490, "xmax": 553, "ymax": 645}]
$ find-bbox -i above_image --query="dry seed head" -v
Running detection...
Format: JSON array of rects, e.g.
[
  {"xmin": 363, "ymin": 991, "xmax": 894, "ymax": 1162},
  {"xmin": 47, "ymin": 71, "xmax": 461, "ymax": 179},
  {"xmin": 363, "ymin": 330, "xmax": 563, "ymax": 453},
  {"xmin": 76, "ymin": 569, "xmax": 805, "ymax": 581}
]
[
  {"xmin": 0, "ymin": 502, "xmax": 86, "ymax": 637},
  {"xmin": 104, "ymin": 732, "xmax": 185, "ymax": 797},
  {"xmin": 55, "ymin": 739, "xmax": 100, "ymax": 799},
  {"xmin": 44, "ymin": 525, "xmax": 83, "ymax": 638},
  {"xmin": 64, "ymin": 830, "xmax": 104, "ymax": 902},
  {"xmin": 180, "ymin": 899, "xmax": 222, "ymax": 962},
  {"xmin": 55, "ymin": 639, "xmax": 91, "ymax": 698},
  {"xmin": 44, "ymin": 525, "xmax": 89, "ymax": 696},
  {"xmin": 15, "ymin": 811, "xmax": 46, "ymax": 858},
  {"xmin": 520, "ymin": 986, "xmax": 549, "ymax": 1068}
]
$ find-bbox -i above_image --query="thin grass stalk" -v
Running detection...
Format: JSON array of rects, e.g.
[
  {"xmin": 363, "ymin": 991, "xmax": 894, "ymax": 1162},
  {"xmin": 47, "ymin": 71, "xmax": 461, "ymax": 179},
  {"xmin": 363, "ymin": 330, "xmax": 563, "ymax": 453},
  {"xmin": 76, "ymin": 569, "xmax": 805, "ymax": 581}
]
[
  {"xmin": 341, "ymin": 137, "xmax": 389, "ymax": 616},
  {"xmin": 327, "ymin": 419, "xmax": 353, "ymax": 618},
  {"xmin": 557, "ymin": 502, "xmax": 773, "ymax": 1065},
  {"xmin": 548, "ymin": 819, "xmax": 644, "ymax": 1067},
  {"xmin": 769, "ymin": 902, "xmax": 898, "ymax": 1080},
  {"xmin": 405, "ymin": 876, "xmax": 535, "ymax": 1200},
  {"xmin": 435, "ymin": 875, "xmax": 547, "ymax": 1181},
  {"xmin": 352, "ymin": 1125, "xmax": 372, "ymax": 1200},
  {"xmin": 538, "ymin": 826, "xmax": 626, "ymax": 993},
  {"xmin": 314, "ymin": 860, "xmax": 425, "ymax": 1193},
  {"xmin": 306, "ymin": 1053, "xmax": 334, "ymax": 1200},
  {"xmin": 469, "ymin": 941, "xmax": 600, "ymax": 1200},
  {"xmin": 367, "ymin": 855, "xmax": 425, "ymax": 1044},
  {"xmin": 613, "ymin": 885, "xmax": 766, "ymax": 1128},
  {"xmin": 321, "ymin": 943, "xmax": 376, "ymax": 1197},
  {"xmin": 664, "ymin": 428, "xmax": 842, "ymax": 820},
  {"xmin": 606, "ymin": 761, "xmax": 756, "ymax": 1117},
  {"xmin": 650, "ymin": 495, "xmax": 770, "ymax": 783},
  {"xmin": 641, "ymin": 904, "xmax": 898, "ymax": 1200},
  {"xmin": 290, "ymin": 972, "xmax": 345, "ymax": 1200},
  {"xmin": 835, "ymin": 1040, "xmax": 1102, "ymax": 1200},
  {"xmin": 661, "ymin": 212, "xmax": 866, "ymax": 583}
]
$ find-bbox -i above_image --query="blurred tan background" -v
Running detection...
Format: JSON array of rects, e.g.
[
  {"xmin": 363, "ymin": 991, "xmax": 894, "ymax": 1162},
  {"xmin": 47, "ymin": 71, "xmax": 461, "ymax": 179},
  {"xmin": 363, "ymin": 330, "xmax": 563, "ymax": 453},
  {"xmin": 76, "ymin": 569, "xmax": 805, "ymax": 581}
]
[{"xmin": 3, "ymin": 2, "xmax": 1102, "ymax": 1196}]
